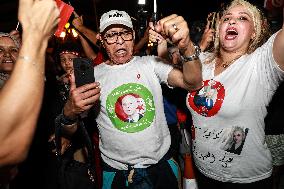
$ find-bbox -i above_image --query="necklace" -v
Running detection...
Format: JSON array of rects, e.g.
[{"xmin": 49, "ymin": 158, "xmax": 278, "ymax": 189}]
[{"xmin": 216, "ymin": 55, "xmax": 242, "ymax": 69}]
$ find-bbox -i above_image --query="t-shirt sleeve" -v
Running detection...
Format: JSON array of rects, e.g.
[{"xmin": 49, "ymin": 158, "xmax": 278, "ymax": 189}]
[
  {"xmin": 147, "ymin": 56, "xmax": 173, "ymax": 85},
  {"xmin": 252, "ymin": 31, "xmax": 284, "ymax": 91}
]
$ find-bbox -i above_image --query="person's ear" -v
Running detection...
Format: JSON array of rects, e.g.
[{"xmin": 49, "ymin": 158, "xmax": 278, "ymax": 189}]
[
  {"xmin": 132, "ymin": 30, "xmax": 135, "ymax": 42},
  {"xmin": 97, "ymin": 34, "xmax": 105, "ymax": 48},
  {"xmin": 96, "ymin": 33, "xmax": 101, "ymax": 40}
]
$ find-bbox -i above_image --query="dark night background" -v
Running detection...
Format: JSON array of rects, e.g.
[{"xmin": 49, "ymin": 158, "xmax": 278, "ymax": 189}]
[{"xmin": 0, "ymin": 0, "xmax": 267, "ymax": 33}]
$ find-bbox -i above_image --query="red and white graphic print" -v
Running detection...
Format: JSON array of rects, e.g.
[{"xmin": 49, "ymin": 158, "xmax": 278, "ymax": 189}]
[{"xmin": 188, "ymin": 80, "xmax": 225, "ymax": 117}]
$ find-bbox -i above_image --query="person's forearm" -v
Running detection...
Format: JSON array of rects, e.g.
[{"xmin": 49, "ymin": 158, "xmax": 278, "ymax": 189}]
[
  {"xmin": 134, "ymin": 36, "xmax": 148, "ymax": 54},
  {"xmin": 76, "ymin": 26, "xmax": 98, "ymax": 46},
  {"xmin": 182, "ymin": 43, "xmax": 203, "ymax": 91},
  {"xmin": 273, "ymin": 18, "xmax": 284, "ymax": 70},
  {"xmin": 79, "ymin": 35, "xmax": 97, "ymax": 60},
  {"xmin": 0, "ymin": 32, "xmax": 48, "ymax": 165}
]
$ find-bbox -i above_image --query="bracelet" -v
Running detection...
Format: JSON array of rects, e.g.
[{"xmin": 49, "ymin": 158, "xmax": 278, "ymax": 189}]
[
  {"xmin": 60, "ymin": 109, "xmax": 78, "ymax": 125},
  {"xmin": 180, "ymin": 45, "xmax": 201, "ymax": 63},
  {"xmin": 18, "ymin": 55, "xmax": 45, "ymax": 78}
]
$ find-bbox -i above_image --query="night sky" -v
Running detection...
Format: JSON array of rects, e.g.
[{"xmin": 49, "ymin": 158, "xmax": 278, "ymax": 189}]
[{"xmin": 0, "ymin": 0, "xmax": 265, "ymax": 33}]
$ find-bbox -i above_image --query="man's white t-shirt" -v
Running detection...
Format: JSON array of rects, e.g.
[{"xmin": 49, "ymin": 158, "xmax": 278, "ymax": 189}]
[
  {"xmin": 186, "ymin": 32, "xmax": 284, "ymax": 183},
  {"xmin": 94, "ymin": 56, "xmax": 173, "ymax": 170}
]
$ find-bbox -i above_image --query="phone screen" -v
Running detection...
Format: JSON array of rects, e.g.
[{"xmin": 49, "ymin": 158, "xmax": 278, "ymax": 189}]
[{"xmin": 73, "ymin": 58, "xmax": 95, "ymax": 87}]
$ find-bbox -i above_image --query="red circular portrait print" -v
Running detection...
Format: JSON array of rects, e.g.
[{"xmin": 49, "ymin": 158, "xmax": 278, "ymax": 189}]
[
  {"xmin": 115, "ymin": 93, "xmax": 146, "ymax": 123},
  {"xmin": 188, "ymin": 79, "xmax": 225, "ymax": 117}
]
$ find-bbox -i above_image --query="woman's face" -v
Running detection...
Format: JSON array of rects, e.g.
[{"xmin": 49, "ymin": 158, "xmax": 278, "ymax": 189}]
[
  {"xmin": 0, "ymin": 37, "xmax": 19, "ymax": 73},
  {"xmin": 60, "ymin": 53, "xmax": 79, "ymax": 73},
  {"xmin": 219, "ymin": 5, "xmax": 255, "ymax": 53},
  {"xmin": 233, "ymin": 130, "xmax": 244, "ymax": 144}
]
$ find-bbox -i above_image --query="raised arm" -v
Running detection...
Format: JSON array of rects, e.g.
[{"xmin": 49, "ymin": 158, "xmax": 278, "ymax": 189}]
[
  {"xmin": 72, "ymin": 14, "xmax": 98, "ymax": 46},
  {"xmin": 0, "ymin": 0, "xmax": 59, "ymax": 166},
  {"xmin": 72, "ymin": 15, "xmax": 99, "ymax": 60},
  {"xmin": 154, "ymin": 14, "xmax": 203, "ymax": 91},
  {"xmin": 273, "ymin": 9, "xmax": 284, "ymax": 70},
  {"xmin": 199, "ymin": 18, "xmax": 215, "ymax": 52},
  {"xmin": 78, "ymin": 34, "xmax": 98, "ymax": 60},
  {"xmin": 133, "ymin": 26, "xmax": 150, "ymax": 55}
]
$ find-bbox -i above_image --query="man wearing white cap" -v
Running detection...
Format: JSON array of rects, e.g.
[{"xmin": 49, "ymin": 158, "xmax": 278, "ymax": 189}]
[{"xmin": 62, "ymin": 10, "xmax": 202, "ymax": 188}]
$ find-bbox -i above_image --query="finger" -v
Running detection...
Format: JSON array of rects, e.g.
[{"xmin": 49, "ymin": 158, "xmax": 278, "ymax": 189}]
[
  {"xmin": 82, "ymin": 103, "xmax": 96, "ymax": 110},
  {"xmin": 210, "ymin": 30, "xmax": 215, "ymax": 36},
  {"xmin": 163, "ymin": 16, "xmax": 184, "ymax": 38},
  {"xmin": 205, "ymin": 21, "xmax": 210, "ymax": 31},
  {"xmin": 149, "ymin": 30, "xmax": 157, "ymax": 40},
  {"xmin": 18, "ymin": 0, "xmax": 33, "ymax": 14},
  {"xmin": 170, "ymin": 22, "xmax": 190, "ymax": 51},
  {"xmin": 9, "ymin": 30, "xmax": 19, "ymax": 35},
  {"xmin": 155, "ymin": 14, "xmax": 178, "ymax": 33},
  {"xmin": 157, "ymin": 33, "xmax": 165, "ymax": 41},
  {"xmin": 48, "ymin": 134, "xmax": 55, "ymax": 142},
  {"xmin": 61, "ymin": 146, "xmax": 68, "ymax": 154},
  {"xmin": 76, "ymin": 82, "xmax": 100, "ymax": 93},
  {"xmin": 81, "ymin": 87, "xmax": 101, "ymax": 101},
  {"xmin": 73, "ymin": 11, "xmax": 80, "ymax": 18},
  {"xmin": 80, "ymin": 16, "xmax": 83, "ymax": 22},
  {"xmin": 149, "ymin": 22, "xmax": 154, "ymax": 30},
  {"xmin": 69, "ymin": 72, "xmax": 77, "ymax": 91},
  {"xmin": 149, "ymin": 35, "xmax": 157, "ymax": 43}
]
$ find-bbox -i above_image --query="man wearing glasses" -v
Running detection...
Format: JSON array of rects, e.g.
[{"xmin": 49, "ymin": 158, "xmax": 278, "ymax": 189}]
[{"xmin": 62, "ymin": 10, "xmax": 202, "ymax": 188}]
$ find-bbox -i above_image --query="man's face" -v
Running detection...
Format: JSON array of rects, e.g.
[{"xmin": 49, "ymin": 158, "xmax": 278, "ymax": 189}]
[
  {"xmin": 101, "ymin": 27, "xmax": 134, "ymax": 65},
  {"xmin": 0, "ymin": 37, "xmax": 19, "ymax": 73},
  {"xmin": 122, "ymin": 95, "xmax": 138, "ymax": 116}
]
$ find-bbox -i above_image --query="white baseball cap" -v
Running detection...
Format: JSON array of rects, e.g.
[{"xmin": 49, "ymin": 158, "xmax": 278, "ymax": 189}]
[{"xmin": 99, "ymin": 10, "xmax": 133, "ymax": 33}]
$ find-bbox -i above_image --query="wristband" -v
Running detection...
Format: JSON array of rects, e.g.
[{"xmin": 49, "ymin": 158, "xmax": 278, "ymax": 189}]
[{"xmin": 60, "ymin": 109, "xmax": 78, "ymax": 125}]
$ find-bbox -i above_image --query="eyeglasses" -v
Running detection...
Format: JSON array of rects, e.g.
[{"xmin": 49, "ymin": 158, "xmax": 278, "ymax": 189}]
[{"xmin": 103, "ymin": 30, "xmax": 133, "ymax": 44}]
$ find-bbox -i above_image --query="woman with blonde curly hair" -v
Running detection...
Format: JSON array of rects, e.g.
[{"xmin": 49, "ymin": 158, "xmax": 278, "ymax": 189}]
[{"xmin": 186, "ymin": 0, "xmax": 284, "ymax": 188}]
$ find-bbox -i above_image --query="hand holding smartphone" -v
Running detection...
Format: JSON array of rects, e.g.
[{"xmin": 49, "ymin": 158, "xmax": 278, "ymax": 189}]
[{"xmin": 207, "ymin": 12, "xmax": 217, "ymax": 29}]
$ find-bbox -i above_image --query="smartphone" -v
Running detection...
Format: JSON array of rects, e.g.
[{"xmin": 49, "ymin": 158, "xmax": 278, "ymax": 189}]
[
  {"xmin": 73, "ymin": 58, "xmax": 95, "ymax": 87},
  {"xmin": 208, "ymin": 12, "xmax": 217, "ymax": 29}
]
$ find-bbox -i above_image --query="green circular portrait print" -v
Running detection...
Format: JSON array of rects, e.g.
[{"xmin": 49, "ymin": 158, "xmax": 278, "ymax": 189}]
[{"xmin": 106, "ymin": 83, "xmax": 155, "ymax": 133}]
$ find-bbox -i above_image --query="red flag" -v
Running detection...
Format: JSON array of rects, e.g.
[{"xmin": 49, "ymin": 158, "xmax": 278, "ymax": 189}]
[{"xmin": 54, "ymin": 0, "xmax": 74, "ymax": 37}]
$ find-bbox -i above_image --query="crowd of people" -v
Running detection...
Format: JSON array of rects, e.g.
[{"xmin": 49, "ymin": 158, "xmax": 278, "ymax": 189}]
[{"xmin": 0, "ymin": 0, "xmax": 283, "ymax": 189}]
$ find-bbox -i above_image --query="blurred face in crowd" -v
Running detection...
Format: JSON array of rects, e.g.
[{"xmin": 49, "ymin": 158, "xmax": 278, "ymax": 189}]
[
  {"xmin": 0, "ymin": 36, "xmax": 19, "ymax": 73},
  {"xmin": 60, "ymin": 53, "xmax": 79, "ymax": 74},
  {"xmin": 219, "ymin": 4, "xmax": 255, "ymax": 53},
  {"xmin": 101, "ymin": 26, "xmax": 134, "ymax": 65}
]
